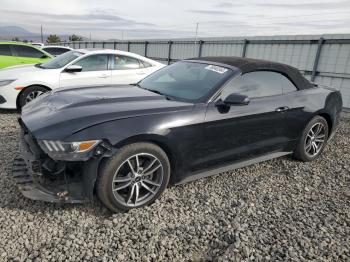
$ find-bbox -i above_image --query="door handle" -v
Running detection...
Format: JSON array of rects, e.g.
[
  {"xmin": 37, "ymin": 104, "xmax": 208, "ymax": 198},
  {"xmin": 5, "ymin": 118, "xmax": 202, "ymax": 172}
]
[
  {"xmin": 275, "ymin": 106, "xmax": 289, "ymax": 112},
  {"xmin": 98, "ymin": 74, "xmax": 109, "ymax": 78}
]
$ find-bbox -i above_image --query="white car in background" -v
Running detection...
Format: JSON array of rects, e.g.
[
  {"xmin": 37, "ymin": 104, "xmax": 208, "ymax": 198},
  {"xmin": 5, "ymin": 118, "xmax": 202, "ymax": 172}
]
[
  {"xmin": 31, "ymin": 43, "xmax": 45, "ymax": 47},
  {"xmin": 0, "ymin": 49, "xmax": 165, "ymax": 109},
  {"xmin": 41, "ymin": 46, "xmax": 72, "ymax": 56}
]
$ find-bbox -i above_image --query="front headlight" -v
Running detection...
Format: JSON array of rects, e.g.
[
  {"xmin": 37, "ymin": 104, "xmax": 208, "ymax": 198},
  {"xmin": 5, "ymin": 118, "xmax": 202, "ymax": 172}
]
[
  {"xmin": 38, "ymin": 140, "xmax": 101, "ymax": 161},
  {"xmin": 41, "ymin": 140, "xmax": 100, "ymax": 153},
  {"xmin": 0, "ymin": 79, "xmax": 16, "ymax": 87}
]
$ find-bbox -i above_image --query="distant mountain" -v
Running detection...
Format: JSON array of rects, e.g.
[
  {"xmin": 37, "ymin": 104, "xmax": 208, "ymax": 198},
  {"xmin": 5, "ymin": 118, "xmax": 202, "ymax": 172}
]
[
  {"xmin": 0, "ymin": 26, "xmax": 86, "ymax": 42},
  {"xmin": 0, "ymin": 26, "xmax": 36, "ymax": 37}
]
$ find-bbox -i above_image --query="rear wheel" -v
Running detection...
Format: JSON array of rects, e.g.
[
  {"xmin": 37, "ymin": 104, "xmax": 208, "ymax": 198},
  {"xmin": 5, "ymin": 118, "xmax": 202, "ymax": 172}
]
[
  {"xmin": 97, "ymin": 142, "xmax": 170, "ymax": 212},
  {"xmin": 18, "ymin": 85, "xmax": 48, "ymax": 109},
  {"xmin": 294, "ymin": 115, "xmax": 329, "ymax": 162}
]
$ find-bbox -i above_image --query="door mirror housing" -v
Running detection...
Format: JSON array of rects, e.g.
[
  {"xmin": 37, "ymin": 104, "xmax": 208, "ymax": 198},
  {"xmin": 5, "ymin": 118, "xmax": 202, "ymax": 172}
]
[
  {"xmin": 64, "ymin": 65, "xmax": 82, "ymax": 73},
  {"xmin": 223, "ymin": 93, "xmax": 250, "ymax": 105},
  {"xmin": 41, "ymin": 54, "xmax": 50, "ymax": 59}
]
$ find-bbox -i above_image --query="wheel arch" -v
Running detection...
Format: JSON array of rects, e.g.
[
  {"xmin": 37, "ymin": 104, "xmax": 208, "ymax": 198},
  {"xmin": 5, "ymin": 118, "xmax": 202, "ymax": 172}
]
[
  {"xmin": 318, "ymin": 112, "xmax": 333, "ymax": 135},
  {"xmin": 112, "ymin": 134, "xmax": 180, "ymax": 183},
  {"xmin": 16, "ymin": 84, "xmax": 51, "ymax": 109}
]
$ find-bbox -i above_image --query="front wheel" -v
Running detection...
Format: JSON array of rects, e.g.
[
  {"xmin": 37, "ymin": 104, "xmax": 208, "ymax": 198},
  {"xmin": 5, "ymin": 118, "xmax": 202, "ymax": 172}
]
[
  {"xmin": 97, "ymin": 142, "xmax": 171, "ymax": 212},
  {"xmin": 18, "ymin": 85, "xmax": 48, "ymax": 109},
  {"xmin": 294, "ymin": 115, "xmax": 329, "ymax": 162}
]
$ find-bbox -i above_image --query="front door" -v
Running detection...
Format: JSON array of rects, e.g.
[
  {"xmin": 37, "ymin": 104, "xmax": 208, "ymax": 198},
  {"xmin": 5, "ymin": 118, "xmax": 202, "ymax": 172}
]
[
  {"xmin": 59, "ymin": 54, "xmax": 111, "ymax": 88},
  {"xmin": 191, "ymin": 71, "xmax": 293, "ymax": 172}
]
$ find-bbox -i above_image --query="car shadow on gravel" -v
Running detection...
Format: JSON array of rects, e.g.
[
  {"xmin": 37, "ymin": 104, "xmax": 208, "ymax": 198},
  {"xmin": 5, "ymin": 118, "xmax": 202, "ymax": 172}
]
[
  {"xmin": 2, "ymin": 190, "xmax": 113, "ymax": 218},
  {"xmin": 0, "ymin": 109, "xmax": 18, "ymax": 115}
]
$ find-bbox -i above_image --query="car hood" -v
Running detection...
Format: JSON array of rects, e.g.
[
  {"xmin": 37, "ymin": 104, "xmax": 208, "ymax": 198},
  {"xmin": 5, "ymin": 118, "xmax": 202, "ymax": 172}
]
[
  {"xmin": 0, "ymin": 64, "xmax": 44, "ymax": 78},
  {"xmin": 21, "ymin": 85, "xmax": 194, "ymax": 140}
]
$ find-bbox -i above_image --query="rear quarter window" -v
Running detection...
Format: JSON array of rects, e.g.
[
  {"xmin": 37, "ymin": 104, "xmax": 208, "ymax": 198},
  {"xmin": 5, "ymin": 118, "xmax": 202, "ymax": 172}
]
[
  {"xmin": 44, "ymin": 47, "xmax": 70, "ymax": 56},
  {"xmin": 140, "ymin": 60, "xmax": 153, "ymax": 68},
  {"xmin": 12, "ymin": 45, "xmax": 45, "ymax": 58}
]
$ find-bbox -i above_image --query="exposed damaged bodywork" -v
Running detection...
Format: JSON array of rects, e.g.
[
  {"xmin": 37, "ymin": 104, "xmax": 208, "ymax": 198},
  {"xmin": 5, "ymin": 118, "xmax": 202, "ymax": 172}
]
[{"xmin": 12, "ymin": 122, "xmax": 112, "ymax": 203}]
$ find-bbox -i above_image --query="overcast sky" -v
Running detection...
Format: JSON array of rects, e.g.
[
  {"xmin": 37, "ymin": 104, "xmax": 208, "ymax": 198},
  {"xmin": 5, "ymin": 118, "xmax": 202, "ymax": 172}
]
[{"xmin": 0, "ymin": 0, "xmax": 349, "ymax": 40}]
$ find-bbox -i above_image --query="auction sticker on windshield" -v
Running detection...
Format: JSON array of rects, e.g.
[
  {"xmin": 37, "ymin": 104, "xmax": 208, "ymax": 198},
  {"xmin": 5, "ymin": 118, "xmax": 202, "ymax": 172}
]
[{"xmin": 205, "ymin": 65, "xmax": 228, "ymax": 74}]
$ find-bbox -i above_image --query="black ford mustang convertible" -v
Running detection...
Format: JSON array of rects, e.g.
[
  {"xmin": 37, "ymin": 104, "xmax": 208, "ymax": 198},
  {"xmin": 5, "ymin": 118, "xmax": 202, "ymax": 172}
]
[{"xmin": 13, "ymin": 57, "xmax": 342, "ymax": 212}]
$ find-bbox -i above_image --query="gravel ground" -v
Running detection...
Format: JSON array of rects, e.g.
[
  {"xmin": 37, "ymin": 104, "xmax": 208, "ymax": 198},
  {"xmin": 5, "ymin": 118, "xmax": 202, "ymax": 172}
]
[{"xmin": 0, "ymin": 110, "xmax": 349, "ymax": 261}]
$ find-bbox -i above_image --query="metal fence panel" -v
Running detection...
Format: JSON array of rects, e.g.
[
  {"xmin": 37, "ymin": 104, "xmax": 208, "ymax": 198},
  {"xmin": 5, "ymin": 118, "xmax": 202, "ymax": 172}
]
[
  {"xmin": 129, "ymin": 43, "xmax": 145, "ymax": 56},
  {"xmin": 171, "ymin": 43, "xmax": 197, "ymax": 59},
  {"xmin": 318, "ymin": 43, "xmax": 350, "ymax": 74},
  {"xmin": 246, "ymin": 43, "xmax": 317, "ymax": 71},
  {"xmin": 147, "ymin": 42, "xmax": 169, "ymax": 60},
  {"xmin": 201, "ymin": 43, "xmax": 243, "ymax": 57},
  {"xmin": 56, "ymin": 34, "xmax": 350, "ymax": 108},
  {"xmin": 116, "ymin": 43, "xmax": 128, "ymax": 51}
]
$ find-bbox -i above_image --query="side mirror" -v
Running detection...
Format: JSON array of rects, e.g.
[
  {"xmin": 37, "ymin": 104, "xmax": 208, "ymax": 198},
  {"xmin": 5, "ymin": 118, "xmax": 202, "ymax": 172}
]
[
  {"xmin": 223, "ymin": 93, "xmax": 250, "ymax": 105},
  {"xmin": 64, "ymin": 65, "xmax": 82, "ymax": 73},
  {"xmin": 41, "ymin": 54, "xmax": 49, "ymax": 59}
]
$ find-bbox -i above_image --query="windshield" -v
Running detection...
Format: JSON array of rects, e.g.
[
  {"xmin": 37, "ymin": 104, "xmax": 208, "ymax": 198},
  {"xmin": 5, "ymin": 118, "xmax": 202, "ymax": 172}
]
[
  {"xmin": 138, "ymin": 61, "xmax": 233, "ymax": 102},
  {"xmin": 39, "ymin": 50, "xmax": 83, "ymax": 69}
]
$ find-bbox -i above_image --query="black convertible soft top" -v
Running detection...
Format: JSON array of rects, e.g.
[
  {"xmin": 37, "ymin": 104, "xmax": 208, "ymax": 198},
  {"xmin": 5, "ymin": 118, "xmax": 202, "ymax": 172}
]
[{"xmin": 187, "ymin": 56, "xmax": 313, "ymax": 90}]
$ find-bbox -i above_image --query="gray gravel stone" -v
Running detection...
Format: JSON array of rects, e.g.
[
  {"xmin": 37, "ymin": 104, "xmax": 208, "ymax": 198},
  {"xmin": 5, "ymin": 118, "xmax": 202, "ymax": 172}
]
[{"xmin": 0, "ymin": 110, "xmax": 349, "ymax": 261}]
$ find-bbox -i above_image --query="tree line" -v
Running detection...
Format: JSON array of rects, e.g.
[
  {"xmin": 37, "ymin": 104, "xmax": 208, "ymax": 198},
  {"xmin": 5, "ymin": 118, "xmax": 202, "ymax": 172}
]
[{"xmin": 11, "ymin": 34, "xmax": 84, "ymax": 44}]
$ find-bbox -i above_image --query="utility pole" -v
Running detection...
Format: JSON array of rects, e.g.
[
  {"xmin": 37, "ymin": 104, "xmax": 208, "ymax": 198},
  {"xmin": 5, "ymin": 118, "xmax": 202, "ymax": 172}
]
[
  {"xmin": 194, "ymin": 22, "xmax": 199, "ymax": 55},
  {"xmin": 40, "ymin": 26, "xmax": 44, "ymax": 43}
]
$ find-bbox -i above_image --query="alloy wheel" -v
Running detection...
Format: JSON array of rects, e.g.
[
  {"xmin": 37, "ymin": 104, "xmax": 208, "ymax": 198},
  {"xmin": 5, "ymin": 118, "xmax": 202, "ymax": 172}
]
[
  {"xmin": 111, "ymin": 153, "xmax": 164, "ymax": 207},
  {"xmin": 25, "ymin": 90, "xmax": 44, "ymax": 103},
  {"xmin": 304, "ymin": 122, "xmax": 326, "ymax": 157}
]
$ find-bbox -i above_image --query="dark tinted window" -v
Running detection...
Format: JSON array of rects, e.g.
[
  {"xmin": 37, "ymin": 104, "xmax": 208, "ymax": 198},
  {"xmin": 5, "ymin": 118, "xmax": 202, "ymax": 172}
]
[
  {"xmin": 13, "ymin": 45, "xmax": 45, "ymax": 58},
  {"xmin": 222, "ymin": 71, "xmax": 286, "ymax": 99},
  {"xmin": 74, "ymin": 54, "xmax": 108, "ymax": 71},
  {"xmin": 43, "ymin": 47, "xmax": 70, "ymax": 56},
  {"xmin": 111, "ymin": 55, "xmax": 141, "ymax": 70},
  {"xmin": 0, "ymin": 45, "xmax": 12, "ymax": 56}
]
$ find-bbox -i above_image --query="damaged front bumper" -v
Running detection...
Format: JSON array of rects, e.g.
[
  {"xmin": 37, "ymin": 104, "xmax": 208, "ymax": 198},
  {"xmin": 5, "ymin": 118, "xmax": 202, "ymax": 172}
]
[
  {"xmin": 12, "ymin": 124, "xmax": 108, "ymax": 203},
  {"xmin": 12, "ymin": 157, "xmax": 87, "ymax": 203}
]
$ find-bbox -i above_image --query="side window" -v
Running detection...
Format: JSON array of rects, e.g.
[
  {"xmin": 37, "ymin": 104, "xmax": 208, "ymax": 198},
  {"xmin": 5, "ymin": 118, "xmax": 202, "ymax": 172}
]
[
  {"xmin": 73, "ymin": 54, "xmax": 108, "ymax": 72},
  {"xmin": 221, "ymin": 71, "xmax": 284, "ymax": 99},
  {"xmin": 44, "ymin": 48, "xmax": 69, "ymax": 56},
  {"xmin": 12, "ymin": 45, "xmax": 45, "ymax": 58},
  {"xmin": 280, "ymin": 75, "xmax": 297, "ymax": 94},
  {"xmin": 0, "ymin": 45, "xmax": 12, "ymax": 56},
  {"xmin": 111, "ymin": 55, "xmax": 141, "ymax": 70}
]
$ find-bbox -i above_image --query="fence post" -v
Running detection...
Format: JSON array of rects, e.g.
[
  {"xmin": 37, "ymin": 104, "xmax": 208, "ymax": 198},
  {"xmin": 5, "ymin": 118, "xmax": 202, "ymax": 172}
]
[
  {"xmin": 113, "ymin": 41, "xmax": 117, "ymax": 50},
  {"xmin": 167, "ymin": 41, "xmax": 173, "ymax": 65},
  {"xmin": 102, "ymin": 42, "xmax": 105, "ymax": 49},
  {"xmin": 198, "ymin": 40, "xmax": 204, "ymax": 57},
  {"xmin": 127, "ymin": 41, "xmax": 130, "ymax": 52},
  {"xmin": 311, "ymin": 37, "xmax": 325, "ymax": 82},
  {"xmin": 145, "ymin": 41, "xmax": 149, "ymax": 57},
  {"xmin": 242, "ymin": 39, "xmax": 248, "ymax": 57}
]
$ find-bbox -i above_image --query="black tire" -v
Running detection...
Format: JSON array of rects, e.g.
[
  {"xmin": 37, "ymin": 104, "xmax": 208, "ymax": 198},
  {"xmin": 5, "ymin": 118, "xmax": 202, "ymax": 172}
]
[
  {"xmin": 97, "ymin": 142, "xmax": 171, "ymax": 212},
  {"xmin": 18, "ymin": 85, "xmax": 49, "ymax": 109},
  {"xmin": 294, "ymin": 115, "xmax": 329, "ymax": 162}
]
